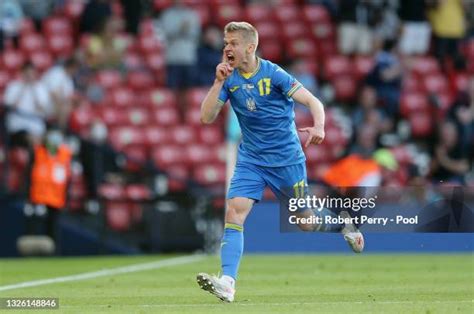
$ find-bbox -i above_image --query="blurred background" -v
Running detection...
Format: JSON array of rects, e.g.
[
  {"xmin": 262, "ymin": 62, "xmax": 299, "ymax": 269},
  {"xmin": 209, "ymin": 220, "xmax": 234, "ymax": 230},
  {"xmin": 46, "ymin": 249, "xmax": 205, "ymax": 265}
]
[{"xmin": 0, "ymin": 0, "xmax": 472, "ymax": 257}]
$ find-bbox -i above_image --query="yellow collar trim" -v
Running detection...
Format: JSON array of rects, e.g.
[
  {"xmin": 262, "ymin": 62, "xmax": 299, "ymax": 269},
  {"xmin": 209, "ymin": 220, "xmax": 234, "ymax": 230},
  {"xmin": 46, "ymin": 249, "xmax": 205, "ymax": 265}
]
[{"xmin": 239, "ymin": 57, "xmax": 261, "ymax": 79}]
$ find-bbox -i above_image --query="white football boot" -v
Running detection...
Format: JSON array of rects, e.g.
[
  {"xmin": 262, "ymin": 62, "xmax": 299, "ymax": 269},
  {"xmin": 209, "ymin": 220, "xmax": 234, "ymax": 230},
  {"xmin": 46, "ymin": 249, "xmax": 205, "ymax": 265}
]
[
  {"xmin": 340, "ymin": 211, "xmax": 364, "ymax": 253},
  {"xmin": 196, "ymin": 273, "xmax": 235, "ymax": 302}
]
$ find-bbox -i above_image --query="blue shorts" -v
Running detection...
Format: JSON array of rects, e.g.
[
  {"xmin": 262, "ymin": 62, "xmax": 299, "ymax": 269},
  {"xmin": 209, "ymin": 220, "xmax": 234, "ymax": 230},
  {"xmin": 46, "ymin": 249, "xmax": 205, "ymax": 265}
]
[{"xmin": 227, "ymin": 161, "xmax": 307, "ymax": 202}]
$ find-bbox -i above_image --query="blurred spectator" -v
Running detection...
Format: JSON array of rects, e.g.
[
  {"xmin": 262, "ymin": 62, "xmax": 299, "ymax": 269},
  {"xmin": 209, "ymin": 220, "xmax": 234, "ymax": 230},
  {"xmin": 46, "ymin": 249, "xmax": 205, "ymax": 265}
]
[
  {"xmin": 0, "ymin": 0, "xmax": 23, "ymax": 51},
  {"xmin": 447, "ymin": 77, "xmax": 474, "ymax": 162},
  {"xmin": 80, "ymin": 0, "xmax": 112, "ymax": 34},
  {"xmin": 427, "ymin": 0, "xmax": 466, "ymax": 70},
  {"xmin": 196, "ymin": 25, "xmax": 223, "ymax": 86},
  {"xmin": 79, "ymin": 121, "xmax": 124, "ymax": 205},
  {"xmin": 352, "ymin": 85, "xmax": 393, "ymax": 134},
  {"xmin": 367, "ymin": 39, "xmax": 402, "ymax": 117},
  {"xmin": 85, "ymin": 17, "xmax": 126, "ymax": 70},
  {"xmin": 42, "ymin": 58, "xmax": 78, "ymax": 131},
  {"xmin": 336, "ymin": 0, "xmax": 378, "ymax": 55},
  {"xmin": 120, "ymin": 0, "xmax": 142, "ymax": 34},
  {"xmin": 27, "ymin": 128, "xmax": 72, "ymax": 241},
  {"xmin": 19, "ymin": 0, "xmax": 54, "ymax": 30},
  {"xmin": 397, "ymin": 0, "xmax": 431, "ymax": 55},
  {"xmin": 3, "ymin": 62, "xmax": 50, "ymax": 145},
  {"xmin": 289, "ymin": 59, "xmax": 319, "ymax": 97},
  {"xmin": 373, "ymin": 1, "xmax": 400, "ymax": 50},
  {"xmin": 349, "ymin": 124, "xmax": 379, "ymax": 157},
  {"xmin": 160, "ymin": 0, "xmax": 201, "ymax": 89},
  {"xmin": 431, "ymin": 121, "xmax": 469, "ymax": 184}
]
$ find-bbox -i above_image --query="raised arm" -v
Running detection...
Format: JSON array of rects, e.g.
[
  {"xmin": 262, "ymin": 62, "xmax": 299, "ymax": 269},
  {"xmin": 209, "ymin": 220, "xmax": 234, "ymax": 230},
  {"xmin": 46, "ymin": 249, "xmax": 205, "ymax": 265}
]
[
  {"xmin": 291, "ymin": 87, "xmax": 325, "ymax": 147},
  {"xmin": 200, "ymin": 61, "xmax": 234, "ymax": 124}
]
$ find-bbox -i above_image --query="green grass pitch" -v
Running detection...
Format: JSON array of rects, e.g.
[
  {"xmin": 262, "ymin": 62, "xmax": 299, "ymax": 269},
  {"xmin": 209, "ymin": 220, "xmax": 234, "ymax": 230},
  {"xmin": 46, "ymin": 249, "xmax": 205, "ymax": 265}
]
[{"xmin": 0, "ymin": 254, "xmax": 472, "ymax": 313}]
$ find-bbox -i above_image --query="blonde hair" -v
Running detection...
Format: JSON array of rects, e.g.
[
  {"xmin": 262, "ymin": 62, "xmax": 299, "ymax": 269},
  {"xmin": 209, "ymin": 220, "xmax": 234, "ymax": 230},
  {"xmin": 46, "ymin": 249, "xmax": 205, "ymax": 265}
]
[{"xmin": 224, "ymin": 21, "xmax": 259, "ymax": 48}]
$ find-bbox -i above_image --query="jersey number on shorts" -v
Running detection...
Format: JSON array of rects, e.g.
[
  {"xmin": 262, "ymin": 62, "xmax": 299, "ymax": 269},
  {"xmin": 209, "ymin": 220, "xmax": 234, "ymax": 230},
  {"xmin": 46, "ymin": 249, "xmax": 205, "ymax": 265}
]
[{"xmin": 293, "ymin": 179, "xmax": 305, "ymax": 198}]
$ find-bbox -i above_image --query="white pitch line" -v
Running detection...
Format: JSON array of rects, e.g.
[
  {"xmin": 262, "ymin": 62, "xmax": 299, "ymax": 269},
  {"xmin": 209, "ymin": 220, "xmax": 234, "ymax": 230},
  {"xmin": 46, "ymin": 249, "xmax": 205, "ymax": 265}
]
[{"xmin": 0, "ymin": 254, "xmax": 205, "ymax": 292}]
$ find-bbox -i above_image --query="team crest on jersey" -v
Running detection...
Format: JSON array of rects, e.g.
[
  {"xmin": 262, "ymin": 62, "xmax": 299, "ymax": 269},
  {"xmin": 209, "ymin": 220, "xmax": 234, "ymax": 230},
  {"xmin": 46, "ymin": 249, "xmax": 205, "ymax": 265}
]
[{"xmin": 246, "ymin": 98, "xmax": 257, "ymax": 112}]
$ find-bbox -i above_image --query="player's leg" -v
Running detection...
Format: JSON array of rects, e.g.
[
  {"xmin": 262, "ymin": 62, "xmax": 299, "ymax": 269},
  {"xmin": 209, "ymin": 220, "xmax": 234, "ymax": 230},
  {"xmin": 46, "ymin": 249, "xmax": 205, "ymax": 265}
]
[
  {"xmin": 197, "ymin": 162, "xmax": 265, "ymax": 302},
  {"xmin": 264, "ymin": 163, "xmax": 364, "ymax": 252}
]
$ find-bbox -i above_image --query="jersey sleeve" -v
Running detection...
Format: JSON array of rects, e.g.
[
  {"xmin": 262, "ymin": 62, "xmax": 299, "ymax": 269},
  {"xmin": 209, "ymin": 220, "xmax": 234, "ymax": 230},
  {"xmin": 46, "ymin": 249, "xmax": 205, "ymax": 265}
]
[
  {"xmin": 272, "ymin": 66, "xmax": 302, "ymax": 97},
  {"xmin": 217, "ymin": 81, "xmax": 229, "ymax": 106}
]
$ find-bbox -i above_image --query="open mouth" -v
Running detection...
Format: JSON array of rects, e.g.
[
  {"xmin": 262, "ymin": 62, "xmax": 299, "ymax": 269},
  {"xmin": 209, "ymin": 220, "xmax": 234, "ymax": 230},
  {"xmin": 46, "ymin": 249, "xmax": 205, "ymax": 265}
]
[{"xmin": 226, "ymin": 53, "xmax": 235, "ymax": 64}]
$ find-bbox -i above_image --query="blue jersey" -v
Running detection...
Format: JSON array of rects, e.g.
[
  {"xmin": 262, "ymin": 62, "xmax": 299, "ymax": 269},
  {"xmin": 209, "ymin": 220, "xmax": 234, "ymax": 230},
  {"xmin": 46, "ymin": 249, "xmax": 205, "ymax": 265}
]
[{"xmin": 218, "ymin": 58, "xmax": 305, "ymax": 167}]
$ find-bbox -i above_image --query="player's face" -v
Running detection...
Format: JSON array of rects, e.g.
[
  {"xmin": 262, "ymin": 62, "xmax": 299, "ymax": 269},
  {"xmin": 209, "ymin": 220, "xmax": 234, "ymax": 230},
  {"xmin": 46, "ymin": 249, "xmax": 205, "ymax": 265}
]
[{"xmin": 223, "ymin": 31, "xmax": 252, "ymax": 68}]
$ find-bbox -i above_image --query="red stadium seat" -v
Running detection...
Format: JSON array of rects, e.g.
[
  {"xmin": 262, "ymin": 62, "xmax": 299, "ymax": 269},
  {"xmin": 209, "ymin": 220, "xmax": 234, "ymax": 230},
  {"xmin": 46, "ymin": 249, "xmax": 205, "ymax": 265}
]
[
  {"xmin": 152, "ymin": 145, "xmax": 186, "ymax": 168},
  {"xmin": 274, "ymin": 5, "xmax": 300, "ymax": 23},
  {"xmin": 144, "ymin": 126, "xmax": 168, "ymax": 147},
  {"xmin": 64, "ymin": 0, "xmax": 85, "ymax": 20},
  {"xmin": 99, "ymin": 183, "xmax": 125, "ymax": 201},
  {"xmin": 423, "ymin": 73, "xmax": 449, "ymax": 94},
  {"xmin": 138, "ymin": 34, "xmax": 164, "ymax": 54},
  {"xmin": 2, "ymin": 49, "xmax": 25, "ymax": 73},
  {"xmin": 259, "ymin": 41, "xmax": 283, "ymax": 63},
  {"xmin": 68, "ymin": 103, "xmax": 96, "ymax": 134},
  {"xmin": 281, "ymin": 22, "xmax": 308, "ymax": 40},
  {"xmin": 185, "ymin": 144, "xmax": 216, "ymax": 165},
  {"xmin": 99, "ymin": 106, "xmax": 128, "ymax": 127},
  {"xmin": 245, "ymin": 4, "xmax": 274, "ymax": 23},
  {"xmin": 109, "ymin": 126, "xmax": 145, "ymax": 149},
  {"xmin": 146, "ymin": 52, "xmax": 165, "ymax": 72},
  {"xmin": 197, "ymin": 126, "xmax": 224, "ymax": 145},
  {"xmin": 410, "ymin": 56, "xmax": 440, "ymax": 77},
  {"xmin": 402, "ymin": 74, "xmax": 422, "ymax": 93},
  {"xmin": 216, "ymin": 4, "xmax": 243, "ymax": 27},
  {"xmin": 125, "ymin": 184, "xmax": 152, "ymax": 201},
  {"xmin": 409, "ymin": 112, "xmax": 432, "ymax": 138},
  {"xmin": 153, "ymin": 0, "xmax": 172, "ymax": 11},
  {"xmin": 20, "ymin": 33, "xmax": 46, "ymax": 55},
  {"xmin": 317, "ymin": 39, "xmax": 337, "ymax": 61},
  {"xmin": 310, "ymin": 21, "xmax": 336, "ymax": 42},
  {"xmin": 450, "ymin": 72, "xmax": 469, "ymax": 93},
  {"xmin": 19, "ymin": 18, "xmax": 36, "ymax": 35},
  {"xmin": 42, "ymin": 17, "xmax": 73, "ymax": 36},
  {"xmin": 125, "ymin": 107, "xmax": 151, "ymax": 126},
  {"xmin": 400, "ymin": 92, "xmax": 429, "ymax": 117},
  {"xmin": 123, "ymin": 52, "xmax": 144, "ymax": 70},
  {"xmin": 47, "ymin": 34, "xmax": 74, "ymax": 58},
  {"xmin": 303, "ymin": 5, "xmax": 331, "ymax": 24},
  {"xmin": 332, "ymin": 75, "xmax": 357, "ymax": 102},
  {"xmin": 109, "ymin": 87, "xmax": 135, "ymax": 107},
  {"xmin": 189, "ymin": 4, "xmax": 210, "ymax": 26},
  {"xmin": 193, "ymin": 163, "xmax": 226, "ymax": 186},
  {"xmin": 166, "ymin": 164, "xmax": 190, "ymax": 191},
  {"xmin": 186, "ymin": 87, "xmax": 210, "ymax": 108},
  {"xmin": 253, "ymin": 22, "xmax": 279, "ymax": 42},
  {"xmin": 143, "ymin": 87, "xmax": 177, "ymax": 108},
  {"xmin": 105, "ymin": 201, "xmax": 131, "ymax": 231},
  {"xmin": 286, "ymin": 38, "xmax": 318, "ymax": 59},
  {"xmin": 185, "ymin": 106, "xmax": 203, "ymax": 126},
  {"xmin": 96, "ymin": 70, "xmax": 123, "ymax": 90},
  {"xmin": 152, "ymin": 107, "xmax": 180, "ymax": 126},
  {"xmin": 127, "ymin": 70, "xmax": 155, "ymax": 90},
  {"xmin": 30, "ymin": 50, "xmax": 53, "ymax": 72},
  {"xmin": 304, "ymin": 145, "xmax": 332, "ymax": 165},
  {"xmin": 169, "ymin": 125, "xmax": 196, "ymax": 145},
  {"xmin": 323, "ymin": 55, "xmax": 351, "ymax": 80},
  {"xmin": 353, "ymin": 56, "xmax": 374, "ymax": 81}
]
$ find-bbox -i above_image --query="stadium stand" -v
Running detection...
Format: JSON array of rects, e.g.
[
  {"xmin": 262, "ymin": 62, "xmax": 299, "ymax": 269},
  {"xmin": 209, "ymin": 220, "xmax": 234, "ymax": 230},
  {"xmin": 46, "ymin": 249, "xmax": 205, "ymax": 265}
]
[{"xmin": 0, "ymin": 0, "xmax": 472, "ymax": 238}]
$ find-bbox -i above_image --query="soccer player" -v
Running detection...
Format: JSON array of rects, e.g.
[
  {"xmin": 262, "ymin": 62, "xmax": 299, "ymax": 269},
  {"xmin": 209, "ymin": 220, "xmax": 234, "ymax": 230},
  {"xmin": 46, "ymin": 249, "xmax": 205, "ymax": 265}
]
[{"xmin": 196, "ymin": 22, "xmax": 364, "ymax": 302}]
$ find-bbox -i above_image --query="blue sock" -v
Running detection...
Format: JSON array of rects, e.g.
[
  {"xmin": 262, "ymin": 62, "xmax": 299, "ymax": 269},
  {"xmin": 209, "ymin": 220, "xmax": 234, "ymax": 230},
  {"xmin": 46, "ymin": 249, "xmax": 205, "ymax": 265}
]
[
  {"xmin": 220, "ymin": 223, "xmax": 244, "ymax": 280},
  {"xmin": 311, "ymin": 208, "xmax": 344, "ymax": 232}
]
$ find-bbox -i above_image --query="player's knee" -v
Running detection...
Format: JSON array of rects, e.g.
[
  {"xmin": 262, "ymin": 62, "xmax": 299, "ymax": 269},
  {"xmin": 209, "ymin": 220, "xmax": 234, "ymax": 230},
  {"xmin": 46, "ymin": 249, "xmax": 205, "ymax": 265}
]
[{"xmin": 225, "ymin": 198, "xmax": 252, "ymax": 225}]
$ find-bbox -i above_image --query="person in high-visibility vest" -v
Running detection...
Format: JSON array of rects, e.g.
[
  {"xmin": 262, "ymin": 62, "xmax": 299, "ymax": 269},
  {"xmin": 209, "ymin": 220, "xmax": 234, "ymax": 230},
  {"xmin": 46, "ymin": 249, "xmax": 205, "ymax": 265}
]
[{"xmin": 27, "ymin": 128, "xmax": 72, "ymax": 240}]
